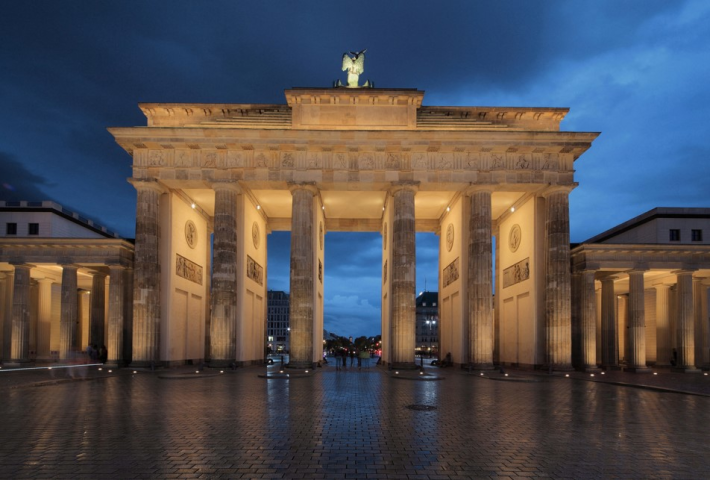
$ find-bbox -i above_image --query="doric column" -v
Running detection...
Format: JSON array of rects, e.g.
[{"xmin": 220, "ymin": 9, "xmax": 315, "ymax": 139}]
[
  {"xmin": 579, "ymin": 270, "xmax": 599, "ymax": 371},
  {"xmin": 10, "ymin": 264, "xmax": 34, "ymax": 364},
  {"xmin": 654, "ymin": 284, "xmax": 672, "ymax": 366},
  {"xmin": 106, "ymin": 266, "xmax": 125, "ymax": 367},
  {"xmin": 36, "ymin": 278, "xmax": 53, "ymax": 360},
  {"xmin": 90, "ymin": 271, "xmax": 107, "ymax": 348},
  {"xmin": 701, "ymin": 279, "xmax": 710, "ymax": 369},
  {"xmin": 544, "ymin": 187, "xmax": 573, "ymax": 370},
  {"xmin": 675, "ymin": 270, "xmax": 699, "ymax": 372},
  {"xmin": 59, "ymin": 265, "xmax": 78, "ymax": 361},
  {"xmin": 288, "ymin": 183, "xmax": 318, "ymax": 369},
  {"xmin": 693, "ymin": 278, "xmax": 708, "ymax": 368},
  {"xmin": 600, "ymin": 276, "xmax": 618, "ymax": 369},
  {"xmin": 1, "ymin": 272, "xmax": 14, "ymax": 362},
  {"xmin": 467, "ymin": 187, "xmax": 493, "ymax": 369},
  {"xmin": 130, "ymin": 179, "xmax": 164, "ymax": 366},
  {"xmin": 627, "ymin": 270, "xmax": 650, "ymax": 372},
  {"xmin": 389, "ymin": 182, "xmax": 418, "ymax": 369},
  {"xmin": 209, "ymin": 182, "xmax": 240, "ymax": 367}
]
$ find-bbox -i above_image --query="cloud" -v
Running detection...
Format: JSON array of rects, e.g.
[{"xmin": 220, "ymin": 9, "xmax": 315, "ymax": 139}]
[{"xmin": 0, "ymin": 152, "xmax": 54, "ymax": 201}]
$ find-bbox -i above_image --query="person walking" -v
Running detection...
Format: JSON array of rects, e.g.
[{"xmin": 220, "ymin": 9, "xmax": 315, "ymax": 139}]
[{"xmin": 350, "ymin": 349, "xmax": 355, "ymax": 367}]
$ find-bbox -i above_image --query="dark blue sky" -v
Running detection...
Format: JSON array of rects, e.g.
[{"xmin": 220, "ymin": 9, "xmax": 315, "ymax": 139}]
[{"xmin": 2, "ymin": 1, "xmax": 709, "ymax": 337}]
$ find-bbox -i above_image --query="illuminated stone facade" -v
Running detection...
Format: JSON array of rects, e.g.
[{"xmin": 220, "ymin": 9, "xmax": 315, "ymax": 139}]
[
  {"xmin": 108, "ymin": 87, "xmax": 597, "ymax": 370},
  {"xmin": 572, "ymin": 208, "xmax": 710, "ymax": 372}
]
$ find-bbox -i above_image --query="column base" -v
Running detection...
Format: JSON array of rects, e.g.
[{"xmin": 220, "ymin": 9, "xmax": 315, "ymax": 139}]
[
  {"xmin": 465, "ymin": 362, "xmax": 496, "ymax": 371},
  {"xmin": 209, "ymin": 359, "xmax": 236, "ymax": 368},
  {"xmin": 673, "ymin": 366, "xmax": 702, "ymax": 373},
  {"xmin": 546, "ymin": 364, "xmax": 575, "ymax": 373},
  {"xmin": 601, "ymin": 365, "xmax": 622, "ymax": 371},
  {"xmin": 3, "ymin": 361, "xmax": 35, "ymax": 368},
  {"xmin": 390, "ymin": 362, "xmax": 418, "ymax": 370},
  {"xmin": 130, "ymin": 360, "xmax": 163, "ymax": 370},
  {"xmin": 287, "ymin": 361, "xmax": 316, "ymax": 370},
  {"xmin": 580, "ymin": 366, "xmax": 602, "ymax": 373},
  {"xmin": 625, "ymin": 366, "xmax": 653, "ymax": 373}
]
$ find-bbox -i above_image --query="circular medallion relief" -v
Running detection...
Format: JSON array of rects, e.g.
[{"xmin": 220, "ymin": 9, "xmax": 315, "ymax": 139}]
[
  {"xmin": 319, "ymin": 222, "xmax": 324, "ymax": 250},
  {"xmin": 446, "ymin": 224, "xmax": 455, "ymax": 252},
  {"xmin": 185, "ymin": 220, "xmax": 197, "ymax": 249},
  {"xmin": 252, "ymin": 221, "xmax": 260, "ymax": 250},
  {"xmin": 509, "ymin": 224, "xmax": 522, "ymax": 253},
  {"xmin": 383, "ymin": 223, "xmax": 388, "ymax": 249}
]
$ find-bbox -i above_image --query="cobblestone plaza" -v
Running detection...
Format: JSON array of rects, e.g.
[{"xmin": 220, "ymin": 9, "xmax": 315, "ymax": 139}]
[{"xmin": 2, "ymin": 364, "xmax": 709, "ymax": 479}]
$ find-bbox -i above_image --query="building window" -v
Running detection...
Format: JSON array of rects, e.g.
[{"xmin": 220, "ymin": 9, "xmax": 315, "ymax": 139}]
[
  {"xmin": 6, "ymin": 223, "xmax": 17, "ymax": 235},
  {"xmin": 692, "ymin": 229, "xmax": 703, "ymax": 242},
  {"xmin": 669, "ymin": 229, "xmax": 680, "ymax": 242},
  {"xmin": 28, "ymin": 223, "xmax": 39, "ymax": 235}
]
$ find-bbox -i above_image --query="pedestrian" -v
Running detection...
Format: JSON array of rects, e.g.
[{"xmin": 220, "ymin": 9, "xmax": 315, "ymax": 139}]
[
  {"xmin": 357, "ymin": 350, "xmax": 362, "ymax": 370},
  {"xmin": 350, "ymin": 349, "xmax": 355, "ymax": 367},
  {"xmin": 90, "ymin": 344, "xmax": 99, "ymax": 362},
  {"xmin": 342, "ymin": 350, "xmax": 347, "ymax": 368},
  {"xmin": 99, "ymin": 344, "xmax": 108, "ymax": 363},
  {"xmin": 335, "ymin": 350, "xmax": 341, "ymax": 371},
  {"xmin": 86, "ymin": 345, "xmax": 94, "ymax": 364}
]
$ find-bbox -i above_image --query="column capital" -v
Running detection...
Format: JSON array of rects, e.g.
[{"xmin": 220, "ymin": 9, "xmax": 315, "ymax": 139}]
[
  {"xmin": 626, "ymin": 268, "xmax": 648, "ymax": 276},
  {"xmin": 211, "ymin": 181, "xmax": 242, "ymax": 193},
  {"xmin": 128, "ymin": 178, "xmax": 167, "ymax": 194},
  {"xmin": 36, "ymin": 277, "xmax": 54, "ymax": 285},
  {"xmin": 388, "ymin": 181, "xmax": 419, "ymax": 196},
  {"xmin": 59, "ymin": 263, "xmax": 81, "ymax": 270},
  {"xmin": 288, "ymin": 182, "xmax": 319, "ymax": 196},
  {"xmin": 106, "ymin": 264, "xmax": 126, "ymax": 272},
  {"xmin": 463, "ymin": 184, "xmax": 494, "ymax": 196},
  {"xmin": 540, "ymin": 184, "xmax": 576, "ymax": 198},
  {"xmin": 9, "ymin": 262, "xmax": 35, "ymax": 270},
  {"xmin": 672, "ymin": 269, "xmax": 697, "ymax": 277}
]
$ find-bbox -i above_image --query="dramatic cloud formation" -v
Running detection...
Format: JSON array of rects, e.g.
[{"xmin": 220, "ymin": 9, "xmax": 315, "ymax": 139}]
[{"xmin": 2, "ymin": 1, "xmax": 709, "ymax": 337}]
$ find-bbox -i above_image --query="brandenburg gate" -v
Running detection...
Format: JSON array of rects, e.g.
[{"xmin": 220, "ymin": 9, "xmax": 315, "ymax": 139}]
[{"xmin": 109, "ymin": 86, "xmax": 598, "ymax": 370}]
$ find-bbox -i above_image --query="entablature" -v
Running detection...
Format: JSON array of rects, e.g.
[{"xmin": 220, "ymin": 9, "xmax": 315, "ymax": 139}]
[{"xmin": 571, "ymin": 243, "xmax": 710, "ymax": 273}]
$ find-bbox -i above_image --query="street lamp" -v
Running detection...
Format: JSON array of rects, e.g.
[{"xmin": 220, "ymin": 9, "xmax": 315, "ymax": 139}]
[{"xmin": 426, "ymin": 319, "xmax": 436, "ymax": 358}]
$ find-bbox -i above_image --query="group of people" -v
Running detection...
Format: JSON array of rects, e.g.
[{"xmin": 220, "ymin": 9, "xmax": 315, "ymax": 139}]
[
  {"xmin": 86, "ymin": 344, "xmax": 108, "ymax": 364},
  {"xmin": 333, "ymin": 349, "xmax": 363, "ymax": 371}
]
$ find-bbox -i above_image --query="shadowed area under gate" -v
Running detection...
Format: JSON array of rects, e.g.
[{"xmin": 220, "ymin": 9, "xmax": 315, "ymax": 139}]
[{"xmin": 1, "ymin": 365, "xmax": 709, "ymax": 479}]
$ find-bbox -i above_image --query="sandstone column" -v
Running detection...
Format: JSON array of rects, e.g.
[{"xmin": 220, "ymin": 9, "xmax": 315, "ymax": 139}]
[
  {"xmin": 390, "ymin": 183, "xmax": 417, "ymax": 369},
  {"xmin": 544, "ymin": 187, "xmax": 573, "ymax": 370},
  {"xmin": 654, "ymin": 284, "xmax": 671, "ymax": 366},
  {"xmin": 1, "ymin": 271, "xmax": 14, "ymax": 362},
  {"xmin": 675, "ymin": 270, "xmax": 699, "ymax": 372},
  {"xmin": 288, "ymin": 183, "xmax": 318, "ymax": 369},
  {"xmin": 59, "ymin": 265, "xmax": 78, "ymax": 361},
  {"xmin": 131, "ymin": 179, "xmax": 163, "ymax": 366},
  {"xmin": 10, "ymin": 264, "xmax": 33, "ymax": 364},
  {"xmin": 36, "ymin": 278, "xmax": 53, "ymax": 360},
  {"xmin": 90, "ymin": 271, "xmax": 107, "ymax": 349},
  {"xmin": 468, "ymin": 187, "xmax": 493, "ymax": 369},
  {"xmin": 600, "ymin": 276, "xmax": 618, "ymax": 369},
  {"xmin": 626, "ymin": 270, "xmax": 650, "ymax": 372},
  {"xmin": 209, "ymin": 182, "xmax": 240, "ymax": 367},
  {"xmin": 106, "ymin": 266, "xmax": 125, "ymax": 367},
  {"xmin": 579, "ymin": 270, "xmax": 599, "ymax": 371},
  {"xmin": 693, "ymin": 278, "xmax": 708, "ymax": 368}
]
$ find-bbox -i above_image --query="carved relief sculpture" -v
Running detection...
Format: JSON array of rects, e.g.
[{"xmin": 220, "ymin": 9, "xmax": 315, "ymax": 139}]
[
  {"xmin": 185, "ymin": 220, "xmax": 197, "ymax": 249},
  {"xmin": 176, "ymin": 254, "xmax": 203, "ymax": 285},
  {"xmin": 443, "ymin": 257, "xmax": 460, "ymax": 288}
]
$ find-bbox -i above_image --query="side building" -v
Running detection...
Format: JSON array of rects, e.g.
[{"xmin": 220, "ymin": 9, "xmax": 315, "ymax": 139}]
[
  {"xmin": 570, "ymin": 207, "xmax": 710, "ymax": 372},
  {"xmin": 267, "ymin": 290, "xmax": 290, "ymax": 354},
  {"xmin": 416, "ymin": 291, "xmax": 439, "ymax": 357},
  {"xmin": 0, "ymin": 200, "xmax": 134, "ymax": 366}
]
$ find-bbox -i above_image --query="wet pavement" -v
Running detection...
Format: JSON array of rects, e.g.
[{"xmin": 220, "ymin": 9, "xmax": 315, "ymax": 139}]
[{"xmin": 1, "ymin": 362, "xmax": 710, "ymax": 479}]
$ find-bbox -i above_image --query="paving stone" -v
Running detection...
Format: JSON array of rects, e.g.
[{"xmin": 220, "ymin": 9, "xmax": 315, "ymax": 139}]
[{"xmin": 2, "ymin": 365, "xmax": 710, "ymax": 478}]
